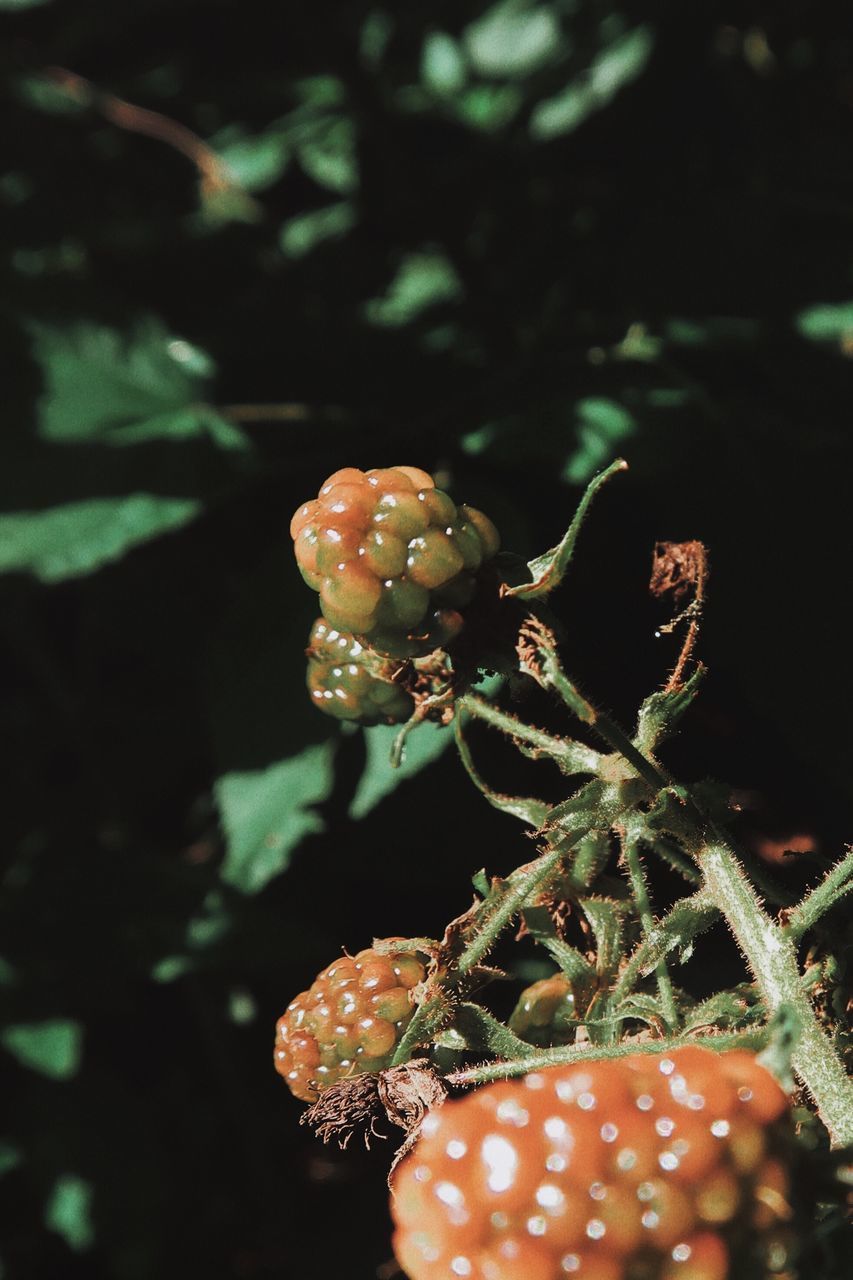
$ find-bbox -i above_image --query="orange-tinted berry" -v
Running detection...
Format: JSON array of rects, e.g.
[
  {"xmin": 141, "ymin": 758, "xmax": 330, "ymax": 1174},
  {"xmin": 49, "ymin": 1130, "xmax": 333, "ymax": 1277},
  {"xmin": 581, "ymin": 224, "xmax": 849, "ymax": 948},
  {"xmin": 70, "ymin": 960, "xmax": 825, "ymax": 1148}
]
[
  {"xmin": 391, "ymin": 1048, "xmax": 793, "ymax": 1280},
  {"xmin": 291, "ymin": 466, "xmax": 500, "ymax": 651},
  {"xmin": 274, "ymin": 942, "xmax": 427, "ymax": 1102},
  {"xmin": 509, "ymin": 973, "xmax": 577, "ymax": 1047},
  {"xmin": 305, "ymin": 618, "xmax": 413, "ymax": 724}
]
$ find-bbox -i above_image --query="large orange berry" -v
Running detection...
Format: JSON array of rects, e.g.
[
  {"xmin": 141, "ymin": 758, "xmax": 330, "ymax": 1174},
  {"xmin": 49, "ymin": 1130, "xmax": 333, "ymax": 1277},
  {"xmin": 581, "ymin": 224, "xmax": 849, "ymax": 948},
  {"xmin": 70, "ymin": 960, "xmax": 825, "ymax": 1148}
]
[
  {"xmin": 390, "ymin": 1047, "xmax": 793, "ymax": 1280},
  {"xmin": 291, "ymin": 466, "xmax": 500, "ymax": 650},
  {"xmin": 305, "ymin": 618, "xmax": 413, "ymax": 724},
  {"xmin": 274, "ymin": 942, "xmax": 427, "ymax": 1102}
]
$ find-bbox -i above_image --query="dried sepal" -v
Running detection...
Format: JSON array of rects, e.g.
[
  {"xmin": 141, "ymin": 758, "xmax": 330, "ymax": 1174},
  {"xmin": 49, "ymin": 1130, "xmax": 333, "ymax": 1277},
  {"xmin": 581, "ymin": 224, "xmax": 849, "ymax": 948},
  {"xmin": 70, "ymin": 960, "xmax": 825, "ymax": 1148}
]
[{"xmin": 300, "ymin": 1060, "xmax": 447, "ymax": 1161}]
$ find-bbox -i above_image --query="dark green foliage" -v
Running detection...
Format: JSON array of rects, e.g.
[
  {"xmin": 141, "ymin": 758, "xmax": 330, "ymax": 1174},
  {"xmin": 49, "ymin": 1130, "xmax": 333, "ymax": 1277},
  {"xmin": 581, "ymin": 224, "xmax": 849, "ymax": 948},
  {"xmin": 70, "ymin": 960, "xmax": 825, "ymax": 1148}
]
[{"xmin": 3, "ymin": 2, "xmax": 853, "ymax": 1277}]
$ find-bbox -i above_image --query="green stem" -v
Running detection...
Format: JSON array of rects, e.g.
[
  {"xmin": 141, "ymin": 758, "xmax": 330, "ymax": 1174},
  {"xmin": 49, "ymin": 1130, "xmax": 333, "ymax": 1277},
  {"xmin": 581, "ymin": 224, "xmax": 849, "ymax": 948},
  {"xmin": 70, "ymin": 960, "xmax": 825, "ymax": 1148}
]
[
  {"xmin": 457, "ymin": 837, "xmax": 589, "ymax": 974},
  {"xmin": 529, "ymin": 645, "xmax": 668, "ymax": 792},
  {"xmin": 610, "ymin": 890, "xmax": 717, "ymax": 1007},
  {"xmin": 620, "ymin": 824, "xmax": 679, "ymax": 1031},
  {"xmin": 697, "ymin": 840, "xmax": 853, "ymax": 1147},
  {"xmin": 446, "ymin": 1027, "xmax": 771, "ymax": 1086},
  {"xmin": 458, "ymin": 693, "xmax": 602, "ymax": 775},
  {"xmin": 784, "ymin": 846, "xmax": 853, "ymax": 940}
]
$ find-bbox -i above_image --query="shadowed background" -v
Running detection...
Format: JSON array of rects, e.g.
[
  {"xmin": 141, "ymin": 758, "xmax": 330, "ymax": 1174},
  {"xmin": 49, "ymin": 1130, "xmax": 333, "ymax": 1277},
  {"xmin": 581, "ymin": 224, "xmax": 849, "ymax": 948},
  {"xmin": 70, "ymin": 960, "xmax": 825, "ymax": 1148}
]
[{"xmin": 1, "ymin": 2, "xmax": 852, "ymax": 1277}]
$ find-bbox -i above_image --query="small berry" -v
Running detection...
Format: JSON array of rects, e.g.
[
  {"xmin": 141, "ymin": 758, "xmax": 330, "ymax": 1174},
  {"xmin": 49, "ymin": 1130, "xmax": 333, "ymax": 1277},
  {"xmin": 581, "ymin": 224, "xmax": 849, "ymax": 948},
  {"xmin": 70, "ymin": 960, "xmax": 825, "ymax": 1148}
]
[
  {"xmin": 391, "ymin": 1047, "xmax": 793, "ymax": 1280},
  {"xmin": 274, "ymin": 942, "xmax": 427, "ymax": 1102},
  {"xmin": 509, "ymin": 973, "xmax": 577, "ymax": 1047},
  {"xmin": 305, "ymin": 618, "xmax": 413, "ymax": 724},
  {"xmin": 291, "ymin": 466, "xmax": 500, "ymax": 650}
]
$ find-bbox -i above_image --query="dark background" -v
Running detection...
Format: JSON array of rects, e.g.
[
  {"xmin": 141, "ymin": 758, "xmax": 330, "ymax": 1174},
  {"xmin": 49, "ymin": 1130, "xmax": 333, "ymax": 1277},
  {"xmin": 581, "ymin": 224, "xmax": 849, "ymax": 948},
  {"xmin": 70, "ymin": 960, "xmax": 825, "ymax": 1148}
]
[{"xmin": 1, "ymin": 1, "xmax": 852, "ymax": 1277}]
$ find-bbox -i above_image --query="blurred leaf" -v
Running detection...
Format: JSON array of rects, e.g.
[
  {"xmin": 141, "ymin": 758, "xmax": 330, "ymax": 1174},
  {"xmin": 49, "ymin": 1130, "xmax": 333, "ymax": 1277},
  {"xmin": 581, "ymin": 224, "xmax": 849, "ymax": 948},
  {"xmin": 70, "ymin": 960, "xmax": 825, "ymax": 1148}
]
[
  {"xmin": 795, "ymin": 302, "xmax": 853, "ymax": 342},
  {"xmin": 151, "ymin": 956, "xmax": 193, "ymax": 984},
  {"xmin": 212, "ymin": 126, "xmax": 291, "ymax": 192},
  {"xmin": 294, "ymin": 75, "xmax": 346, "ymax": 109},
  {"xmin": 2, "ymin": 0, "xmax": 52, "ymax": 7},
  {"xmin": 464, "ymin": 0, "xmax": 562, "ymax": 79},
  {"xmin": 297, "ymin": 118, "xmax": 358, "ymax": 194},
  {"xmin": 30, "ymin": 319, "xmax": 243, "ymax": 448},
  {"xmin": 1, "ymin": 1019, "xmax": 82, "ymax": 1079},
  {"xmin": 0, "ymin": 495, "xmax": 201, "ymax": 583},
  {"xmin": 44, "ymin": 1175, "xmax": 95, "ymax": 1251},
  {"xmin": 13, "ymin": 72, "xmax": 85, "ymax": 113},
  {"xmin": 563, "ymin": 397, "xmax": 636, "ymax": 483},
  {"xmin": 280, "ymin": 201, "xmax": 356, "ymax": 258},
  {"xmin": 349, "ymin": 721, "xmax": 450, "ymax": 819},
  {"xmin": 361, "ymin": 11, "xmax": 393, "ymax": 68},
  {"xmin": 216, "ymin": 744, "xmax": 335, "ymax": 893},
  {"xmin": 186, "ymin": 891, "xmax": 231, "ymax": 949},
  {"xmin": 455, "ymin": 83, "xmax": 522, "ymax": 130},
  {"xmin": 0, "ymin": 1142, "xmax": 21, "ymax": 1176},
  {"xmin": 364, "ymin": 249, "xmax": 462, "ymax": 327},
  {"xmin": 530, "ymin": 26, "xmax": 653, "ymax": 139},
  {"xmin": 422, "ymin": 32, "xmax": 467, "ymax": 95}
]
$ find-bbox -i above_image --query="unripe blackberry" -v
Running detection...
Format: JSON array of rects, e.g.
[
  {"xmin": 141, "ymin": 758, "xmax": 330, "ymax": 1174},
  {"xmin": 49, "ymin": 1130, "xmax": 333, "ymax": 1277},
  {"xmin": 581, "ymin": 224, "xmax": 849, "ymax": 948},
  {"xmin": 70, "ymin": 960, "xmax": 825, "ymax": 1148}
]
[
  {"xmin": 291, "ymin": 466, "xmax": 500, "ymax": 651},
  {"xmin": 509, "ymin": 972, "xmax": 577, "ymax": 1047},
  {"xmin": 274, "ymin": 942, "xmax": 427, "ymax": 1103},
  {"xmin": 306, "ymin": 618, "xmax": 413, "ymax": 724},
  {"xmin": 391, "ymin": 1046, "xmax": 796, "ymax": 1280}
]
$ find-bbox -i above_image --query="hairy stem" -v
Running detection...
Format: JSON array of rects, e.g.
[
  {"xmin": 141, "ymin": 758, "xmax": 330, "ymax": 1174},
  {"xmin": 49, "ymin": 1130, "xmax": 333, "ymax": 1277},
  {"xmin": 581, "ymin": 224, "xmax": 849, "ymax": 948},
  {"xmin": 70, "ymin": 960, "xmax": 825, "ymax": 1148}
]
[
  {"xmin": 458, "ymin": 693, "xmax": 602, "ymax": 774},
  {"xmin": 619, "ymin": 825, "xmax": 679, "ymax": 1031},
  {"xmin": 446, "ymin": 1027, "xmax": 771, "ymax": 1087},
  {"xmin": 783, "ymin": 846, "xmax": 853, "ymax": 940},
  {"xmin": 698, "ymin": 840, "xmax": 853, "ymax": 1147},
  {"xmin": 457, "ymin": 837, "xmax": 588, "ymax": 974}
]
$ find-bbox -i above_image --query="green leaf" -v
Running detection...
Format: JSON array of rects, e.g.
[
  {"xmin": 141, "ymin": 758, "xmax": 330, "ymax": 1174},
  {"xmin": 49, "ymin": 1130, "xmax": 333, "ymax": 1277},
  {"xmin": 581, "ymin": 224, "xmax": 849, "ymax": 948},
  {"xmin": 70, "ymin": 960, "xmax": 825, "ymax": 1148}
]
[
  {"xmin": 635, "ymin": 666, "xmax": 706, "ymax": 753},
  {"xmin": 0, "ymin": 495, "xmax": 202, "ymax": 583},
  {"xmin": 297, "ymin": 118, "xmax": 358, "ymax": 194},
  {"xmin": 563, "ymin": 398, "xmax": 637, "ymax": 485},
  {"xmin": 795, "ymin": 302, "xmax": 853, "ymax": 342},
  {"xmin": 464, "ymin": 1, "xmax": 562, "ymax": 79},
  {"xmin": 579, "ymin": 897, "xmax": 631, "ymax": 981},
  {"xmin": 364, "ymin": 250, "xmax": 462, "ymax": 327},
  {"xmin": 360, "ymin": 11, "xmax": 393, "ymax": 68},
  {"xmin": 44, "ymin": 1175, "xmax": 95, "ymax": 1251},
  {"xmin": 530, "ymin": 26, "xmax": 653, "ymax": 140},
  {"xmin": 30, "ymin": 319, "xmax": 242, "ymax": 448},
  {"xmin": 455, "ymin": 715, "xmax": 551, "ymax": 829},
  {"xmin": 454, "ymin": 84, "xmax": 522, "ymax": 131},
  {"xmin": 504, "ymin": 458, "xmax": 627, "ymax": 599},
  {"xmin": 212, "ymin": 127, "xmax": 291, "ymax": 192},
  {"xmin": 0, "ymin": 1142, "xmax": 21, "ymax": 1176},
  {"xmin": 683, "ymin": 986, "xmax": 763, "ymax": 1033},
  {"xmin": 422, "ymin": 32, "xmax": 467, "ymax": 95},
  {"xmin": 450, "ymin": 1003, "xmax": 533, "ymax": 1057},
  {"xmin": 349, "ymin": 720, "xmax": 450, "ymax": 819},
  {"xmin": 280, "ymin": 201, "xmax": 356, "ymax": 258},
  {"xmin": 216, "ymin": 744, "xmax": 334, "ymax": 893},
  {"xmin": 1, "ymin": 1019, "xmax": 82, "ymax": 1079},
  {"xmin": 521, "ymin": 906, "xmax": 597, "ymax": 988},
  {"xmin": 186, "ymin": 891, "xmax": 231, "ymax": 949}
]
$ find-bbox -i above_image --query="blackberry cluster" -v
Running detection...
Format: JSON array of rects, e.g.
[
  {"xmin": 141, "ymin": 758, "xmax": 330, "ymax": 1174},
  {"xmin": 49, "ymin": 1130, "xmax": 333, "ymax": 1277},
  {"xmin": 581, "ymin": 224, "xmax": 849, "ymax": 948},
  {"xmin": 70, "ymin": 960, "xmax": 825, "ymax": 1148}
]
[
  {"xmin": 291, "ymin": 466, "xmax": 500, "ymax": 656},
  {"xmin": 274, "ymin": 943, "xmax": 426, "ymax": 1103},
  {"xmin": 306, "ymin": 618, "xmax": 413, "ymax": 724},
  {"xmin": 392, "ymin": 1046, "xmax": 795, "ymax": 1280}
]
